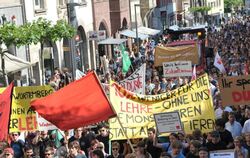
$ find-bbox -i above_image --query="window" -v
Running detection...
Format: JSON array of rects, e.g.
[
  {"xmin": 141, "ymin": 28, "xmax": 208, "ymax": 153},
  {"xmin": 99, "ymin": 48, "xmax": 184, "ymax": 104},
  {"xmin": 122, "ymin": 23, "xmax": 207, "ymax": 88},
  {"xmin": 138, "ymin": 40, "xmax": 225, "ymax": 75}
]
[
  {"xmin": 34, "ymin": 0, "xmax": 45, "ymax": 10},
  {"xmin": 59, "ymin": 0, "xmax": 67, "ymax": 6}
]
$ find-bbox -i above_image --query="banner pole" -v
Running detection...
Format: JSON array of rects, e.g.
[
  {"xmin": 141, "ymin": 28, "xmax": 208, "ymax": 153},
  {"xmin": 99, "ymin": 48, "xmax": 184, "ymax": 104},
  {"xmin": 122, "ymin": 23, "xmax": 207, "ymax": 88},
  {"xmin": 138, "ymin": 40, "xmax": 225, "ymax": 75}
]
[{"xmin": 93, "ymin": 71, "xmax": 135, "ymax": 153}]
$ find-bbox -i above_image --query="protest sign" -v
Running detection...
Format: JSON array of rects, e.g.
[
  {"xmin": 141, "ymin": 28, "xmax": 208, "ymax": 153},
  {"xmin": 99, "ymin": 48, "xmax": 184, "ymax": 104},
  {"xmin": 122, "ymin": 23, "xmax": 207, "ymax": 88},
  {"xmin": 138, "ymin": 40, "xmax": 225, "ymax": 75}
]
[
  {"xmin": 36, "ymin": 113, "xmax": 58, "ymax": 131},
  {"xmin": 209, "ymin": 150, "xmax": 234, "ymax": 158},
  {"xmin": 1, "ymin": 86, "xmax": 54, "ymax": 132},
  {"xmin": 154, "ymin": 44, "xmax": 199, "ymax": 66},
  {"xmin": 102, "ymin": 64, "xmax": 146, "ymax": 96},
  {"xmin": 163, "ymin": 61, "xmax": 192, "ymax": 77},
  {"xmin": 154, "ymin": 112, "xmax": 182, "ymax": 134},
  {"xmin": 118, "ymin": 63, "xmax": 146, "ymax": 94},
  {"xmin": 218, "ymin": 75, "xmax": 250, "ymax": 106},
  {"xmin": 109, "ymin": 74, "xmax": 215, "ymax": 140}
]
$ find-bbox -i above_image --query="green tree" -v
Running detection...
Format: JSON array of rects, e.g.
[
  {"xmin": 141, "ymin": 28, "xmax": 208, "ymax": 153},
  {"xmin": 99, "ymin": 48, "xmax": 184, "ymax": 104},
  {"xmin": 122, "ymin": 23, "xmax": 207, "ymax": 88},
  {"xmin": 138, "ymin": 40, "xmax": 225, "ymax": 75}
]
[
  {"xmin": 0, "ymin": 18, "xmax": 75, "ymax": 86},
  {"xmin": 25, "ymin": 17, "xmax": 75, "ymax": 85},
  {"xmin": 224, "ymin": 0, "xmax": 243, "ymax": 13}
]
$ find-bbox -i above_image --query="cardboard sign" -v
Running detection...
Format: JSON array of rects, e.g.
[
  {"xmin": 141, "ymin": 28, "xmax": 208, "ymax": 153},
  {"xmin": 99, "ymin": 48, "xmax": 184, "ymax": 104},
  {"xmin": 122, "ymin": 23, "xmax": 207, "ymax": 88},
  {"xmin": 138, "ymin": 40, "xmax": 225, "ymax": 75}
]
[
  {"xmin": 163, "ymin": 61, "xmax": 192, "ymax": 77},
  {"xmin": 210, "ymin": 150, "xmax": 234, "ymax": 158},
  {"xmin": 109, "ymin": 74, "xmax": 215, "ymax": 140},
  {"xmin": 154, "ymin": 44, "xmax": 199, "ymax": 66},
  {"xmin": 154, "ymin": 112, "xmax": 182, "ymax": 134},
  {"xmin": 218, "ymin": 75, "xmax": 250, "ymax": 106}
]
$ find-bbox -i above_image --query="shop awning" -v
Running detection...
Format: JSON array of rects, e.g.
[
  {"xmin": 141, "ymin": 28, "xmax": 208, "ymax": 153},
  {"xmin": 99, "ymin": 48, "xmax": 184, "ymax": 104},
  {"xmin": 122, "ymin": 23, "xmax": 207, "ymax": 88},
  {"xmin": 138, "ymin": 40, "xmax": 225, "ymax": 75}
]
[
  {"xmin": 0, "ymin": 52, "xmax": 33, "ymax": 74},
  {"xmin": 136, "ymin": 26, "xmax": 161, "ymax": 36},
  {"xmin": 120, "ymin": 29, "xmax": 148, "ymax": 40},
  {"xmin": 98, "ymin": 38, "xmax": 127, "ymax": 45}
]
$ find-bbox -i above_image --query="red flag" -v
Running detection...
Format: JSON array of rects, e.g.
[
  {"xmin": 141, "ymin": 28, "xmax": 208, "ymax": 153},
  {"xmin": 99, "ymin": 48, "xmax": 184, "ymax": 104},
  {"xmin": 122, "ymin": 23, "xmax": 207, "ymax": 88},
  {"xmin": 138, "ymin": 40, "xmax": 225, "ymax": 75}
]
[
  {"xmin": 31, "ymin": 71, "xmax": 116, "ymax": 130},
  {"xmin": 0, "ymin": 82, "xmax": 14, "ymax": 141}
]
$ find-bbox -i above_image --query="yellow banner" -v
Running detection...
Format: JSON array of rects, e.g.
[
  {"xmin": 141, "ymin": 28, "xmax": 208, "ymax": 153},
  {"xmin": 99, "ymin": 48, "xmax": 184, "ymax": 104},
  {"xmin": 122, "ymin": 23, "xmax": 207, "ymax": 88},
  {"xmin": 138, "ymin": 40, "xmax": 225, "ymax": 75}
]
[
  {"xmin": 154, "ymin": 44, "xmax": 199, "ymax": 66},
  {"xmin": 0, "ymin": 86, "xmax": 53, "ymax": 132},
  {"xmin": 109, "ymin": 74, "xmax": 215, "ymax": 140}
]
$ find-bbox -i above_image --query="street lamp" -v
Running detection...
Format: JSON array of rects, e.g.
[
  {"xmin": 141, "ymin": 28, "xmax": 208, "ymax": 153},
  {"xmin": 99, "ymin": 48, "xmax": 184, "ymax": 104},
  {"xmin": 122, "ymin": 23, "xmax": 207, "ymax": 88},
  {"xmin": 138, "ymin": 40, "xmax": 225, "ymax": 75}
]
[
  {"xmin": 134, "ymin": 4, "xmax": 141, "ymax": 53},
  {"xmin": 66, "ymin": 1, "xmax": 86, "ymax": 80}
]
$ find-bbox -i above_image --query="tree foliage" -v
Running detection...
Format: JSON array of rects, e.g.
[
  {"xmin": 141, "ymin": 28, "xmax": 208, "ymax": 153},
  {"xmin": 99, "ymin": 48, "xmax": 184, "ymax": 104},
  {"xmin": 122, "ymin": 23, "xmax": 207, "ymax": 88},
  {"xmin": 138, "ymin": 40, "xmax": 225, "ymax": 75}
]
[
  {"xmin": 0, "ymin": 17, "xmax": 75, "ymax": 48},
  {"xmin": 189, "ymin": 6, "xmax": 212, "ymax": 13},
  {"xmin": 224, "ymin": 0, "xmax": 243, "ymax": 13}
]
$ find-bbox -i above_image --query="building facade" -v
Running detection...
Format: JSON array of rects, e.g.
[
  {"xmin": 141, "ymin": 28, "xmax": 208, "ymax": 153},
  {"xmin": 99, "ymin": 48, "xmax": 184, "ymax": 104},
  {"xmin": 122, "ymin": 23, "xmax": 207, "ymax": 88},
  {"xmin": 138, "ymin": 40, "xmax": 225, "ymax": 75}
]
[{"xmin": 92, "ymin": 0, "xmax": 130, "ymax": 59}]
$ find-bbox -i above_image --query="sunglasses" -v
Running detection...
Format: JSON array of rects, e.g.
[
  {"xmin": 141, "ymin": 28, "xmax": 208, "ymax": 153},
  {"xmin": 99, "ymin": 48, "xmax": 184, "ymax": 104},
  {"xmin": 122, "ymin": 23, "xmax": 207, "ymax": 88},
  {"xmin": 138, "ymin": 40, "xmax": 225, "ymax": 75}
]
[
  {"xmin": 5, "ymin": 154, "xmax": 11, "ymax": 156},
  {"xmin": 112, "ymin": 148, "xmax": 118, "ymax": 151},
  {"xmin": 97, "ymin": 146, "xmax": 103, "ymax": 149},
  {"xmin": 12, "ymin": 134, "xmax": 18, "ymax": 136}
]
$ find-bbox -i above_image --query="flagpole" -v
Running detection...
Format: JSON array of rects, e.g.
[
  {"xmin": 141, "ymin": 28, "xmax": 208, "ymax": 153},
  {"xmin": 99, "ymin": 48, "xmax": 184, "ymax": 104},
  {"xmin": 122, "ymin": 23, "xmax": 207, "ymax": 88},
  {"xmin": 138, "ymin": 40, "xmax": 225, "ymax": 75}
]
[{"xmin": 93, "ymin": 71, "xmax": 135, "ymax": 153}]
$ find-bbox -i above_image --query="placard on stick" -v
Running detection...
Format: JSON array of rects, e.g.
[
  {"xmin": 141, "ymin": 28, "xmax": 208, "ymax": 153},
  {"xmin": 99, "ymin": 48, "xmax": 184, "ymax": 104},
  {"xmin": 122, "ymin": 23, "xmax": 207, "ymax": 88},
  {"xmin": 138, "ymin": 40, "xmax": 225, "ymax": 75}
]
[{"xmin": 154, "ymin": 112, "xmax": 182, "ymax": 134}]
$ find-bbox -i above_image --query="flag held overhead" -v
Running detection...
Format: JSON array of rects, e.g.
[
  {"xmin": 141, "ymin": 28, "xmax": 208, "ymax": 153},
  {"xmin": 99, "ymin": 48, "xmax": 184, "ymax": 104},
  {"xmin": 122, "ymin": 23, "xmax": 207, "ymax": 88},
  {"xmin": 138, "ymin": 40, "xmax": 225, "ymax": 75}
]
[
  {"xmin": 0, "ymin": 82, "xmax": 14, "ymax": 141},
  {"xmin": 31, "ymin": 71, "xmax": 116, "ymax": 130}
]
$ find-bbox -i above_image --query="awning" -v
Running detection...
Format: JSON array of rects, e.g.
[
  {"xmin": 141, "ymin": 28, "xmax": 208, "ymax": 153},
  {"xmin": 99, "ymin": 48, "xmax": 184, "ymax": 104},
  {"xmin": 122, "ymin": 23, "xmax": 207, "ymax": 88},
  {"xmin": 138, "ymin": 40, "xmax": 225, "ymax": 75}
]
[
  {"xmin": 136, "ymin": 27, "xmax": 161, "ymax": 36},
  {"xmin": 98, "ymin": 38, "xmax": 127, "ymax": 45},
  {"xmin": 120, "ymin": 29, "xmax": 148, "ymax": 40},
  {"xmin": 0, "ymin": 53, "xmax": 33, "ymax": 74}
]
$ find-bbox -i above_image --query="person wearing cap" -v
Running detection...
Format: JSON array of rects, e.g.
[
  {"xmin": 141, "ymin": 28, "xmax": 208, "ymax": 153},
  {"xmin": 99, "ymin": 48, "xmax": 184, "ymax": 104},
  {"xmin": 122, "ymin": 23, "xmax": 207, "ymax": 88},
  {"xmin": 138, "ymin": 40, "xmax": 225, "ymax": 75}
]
[
  {"xmin": 215, "ymin": 118, "xmax": 234, "ymax": 149},
  {"xmin": 205, "ymin": 131, "xmax": 227, "ymax": 151},
  {"xmin": 3, "ymin": 148, "xmax": 14, "ymax": 158}
]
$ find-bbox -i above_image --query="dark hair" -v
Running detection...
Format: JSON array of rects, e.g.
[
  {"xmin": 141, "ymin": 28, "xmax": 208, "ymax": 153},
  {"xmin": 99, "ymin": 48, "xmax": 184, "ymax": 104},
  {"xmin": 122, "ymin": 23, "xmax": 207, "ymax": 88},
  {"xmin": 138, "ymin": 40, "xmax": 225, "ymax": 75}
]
[
  {"xmin": 199, "ymin": 147, "xmax": 208, "ymax": 152},
  {"xmin": 148, "ymin": 127, "xmax": 156, "ymax": 134},
  {"xmin": 24, "ymin": 145, "xmax": 33, "ymax": 152},
  {"xmin": 97, "ymin": 123, "xmax": 108, "ymax": 130},
  {"xmin": 92, "ymin": 149, "xmax": 104, "ymax": 158},
  {"xmin": 215, "ymin": 118, "xmax": 226, "ymax": 128},
  {"xmin": 169, "ymin": 133, "xmax": 179, "ymax": 139}
]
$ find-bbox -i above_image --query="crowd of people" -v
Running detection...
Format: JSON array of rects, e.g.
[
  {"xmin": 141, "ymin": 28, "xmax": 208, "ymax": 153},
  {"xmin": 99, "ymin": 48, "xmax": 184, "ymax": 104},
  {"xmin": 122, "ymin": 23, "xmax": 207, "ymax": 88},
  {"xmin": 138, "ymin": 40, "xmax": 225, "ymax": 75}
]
[{"xmin": 1, "ymin": 15, "xmax": 250, "ymax": 158}]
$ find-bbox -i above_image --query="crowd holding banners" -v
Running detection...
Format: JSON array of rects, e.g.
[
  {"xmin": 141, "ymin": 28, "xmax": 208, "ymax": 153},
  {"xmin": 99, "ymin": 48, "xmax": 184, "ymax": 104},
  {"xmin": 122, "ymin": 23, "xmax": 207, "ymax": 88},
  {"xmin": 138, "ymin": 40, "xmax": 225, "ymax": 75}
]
[
  {"xmin": 2, "ymin": 16, "xmax": 250, "ymax": 158},
  {"xmin": 109, "ymin": 73, "xmax": 215, "ymax": 140}
]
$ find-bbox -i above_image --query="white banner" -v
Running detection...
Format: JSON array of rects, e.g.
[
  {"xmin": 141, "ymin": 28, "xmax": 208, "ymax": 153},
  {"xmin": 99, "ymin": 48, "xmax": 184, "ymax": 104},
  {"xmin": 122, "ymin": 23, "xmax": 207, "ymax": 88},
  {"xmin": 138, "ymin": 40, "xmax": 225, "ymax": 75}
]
[
  {"xmin": 36, "ymin": 113, "xmax": 58, "ymax": 131},
  {"xmin": 118, "ymin": 63, "xmax": 146, "ymax": 94},
  {"xmin": 101, "ymin": 64, "xmax": 146, "ymax": 96},
  {"xmin": 163, "ymin": 61, "xmax": 192, "ymax": 77}
]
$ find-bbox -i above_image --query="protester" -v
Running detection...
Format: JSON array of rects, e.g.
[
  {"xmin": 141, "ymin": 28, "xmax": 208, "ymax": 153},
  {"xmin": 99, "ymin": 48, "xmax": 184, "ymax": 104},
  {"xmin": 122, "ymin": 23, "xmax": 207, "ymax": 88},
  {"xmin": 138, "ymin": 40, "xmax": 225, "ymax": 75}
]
[
  {"xmin": 68, "ymin": 141, "xmax": 87, "ymax": 158},
  {"xmin": 145, "ymin": 128, "xmax": 162, "ymax": 158},
  {"xmin": 234, "ymin": 136, "xmax": 248, "ymax": 158},
  {"xmin": 198, "ymin": 147, "xmax": 209, "ymax": 158},
  {"xmin": 96, "ymin": 124, "xmax": 109, "ymax": 154},
  {"xmin": 107, "ymin": 142, "xmax": 124, "ymax": 158},
  {"xmin": 92, "ymin": 150, "xmax": 104, "ymax": 158},
  {"xmin": 3, "ymin": 148, "xmax": 14, "ymax": 158},
  {"xmin": 10, "ymin": 132, "xmax": 25, "ymax": 158},
  {"xmin": 134, "ymin": 141, "xmax": 152, "ymax": 158}
]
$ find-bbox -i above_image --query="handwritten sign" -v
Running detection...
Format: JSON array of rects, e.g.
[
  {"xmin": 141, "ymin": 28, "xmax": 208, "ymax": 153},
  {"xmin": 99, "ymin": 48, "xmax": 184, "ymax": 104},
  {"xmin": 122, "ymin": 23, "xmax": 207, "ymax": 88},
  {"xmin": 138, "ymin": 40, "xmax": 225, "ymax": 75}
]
[
  {"xmin": 154, "ymin": 112, "xmax": 182, "ymax": 134},
  {"xmin": 163, "ymin": 61, "xmax": 192, "ymax": 77},
  {"xmin": 218, "ymin": 75, "xmax": 250, "ymax": 106}
]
